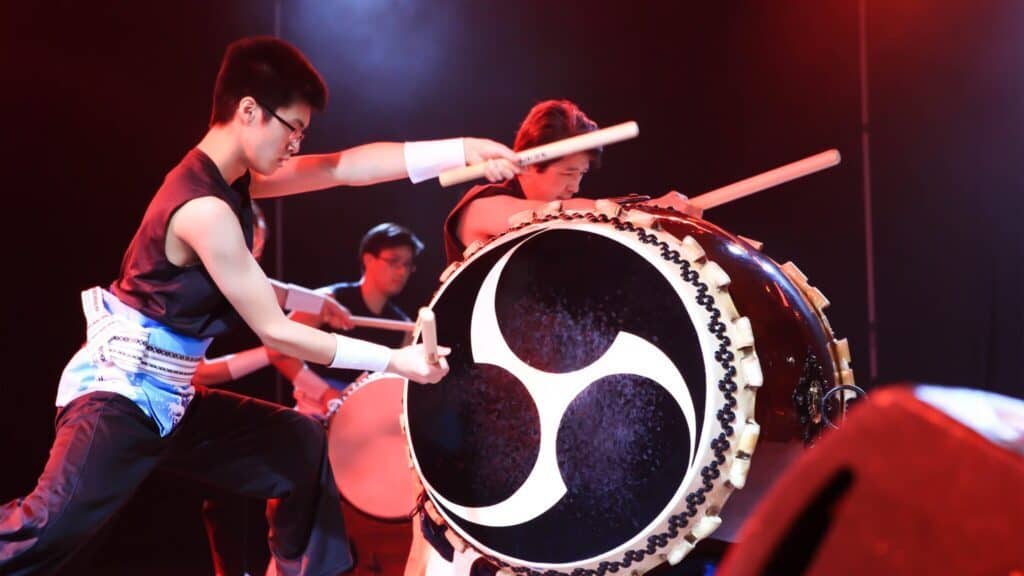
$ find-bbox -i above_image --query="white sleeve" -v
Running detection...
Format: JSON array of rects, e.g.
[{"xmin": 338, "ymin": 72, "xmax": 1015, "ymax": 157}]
[{"xmin": 283, "ymin": 283, "xmax": 325, "ymax": 314}]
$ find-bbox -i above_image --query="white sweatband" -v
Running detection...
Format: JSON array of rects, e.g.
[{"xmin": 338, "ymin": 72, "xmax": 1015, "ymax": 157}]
[
  {"xmin": 329, "ymin": 333, "xmax": 392, "ymax": 373},
  {"xmin": 404, "ymin": 138, "xmax": 466, "ymax": 183},
  {"xmin": 284, "ymin": 283, "xmax": 324, "ymax": 314}
]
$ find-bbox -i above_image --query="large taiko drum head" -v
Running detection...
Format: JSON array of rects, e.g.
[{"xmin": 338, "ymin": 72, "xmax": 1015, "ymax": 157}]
[{"xmin": 405, "ymin": 203, "xmax": 852, "ymax": 575}]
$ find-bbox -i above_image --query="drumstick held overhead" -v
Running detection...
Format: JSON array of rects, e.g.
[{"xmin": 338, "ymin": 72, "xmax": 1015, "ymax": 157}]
[
  {"xmin": 418, "ymin": 307, "xmax": 439, "ymax": 365},
  {"xmin": 689, "ymin": 149, "xmax": 841, "ymax": 210},
  {"xmin": 439, "ymin": 121, "xmax": 640, "ymax": 187}
]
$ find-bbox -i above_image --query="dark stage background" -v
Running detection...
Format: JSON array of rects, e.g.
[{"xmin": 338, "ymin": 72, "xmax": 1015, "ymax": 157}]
[{"xmin": 2, "ymin": 1, "xmax": 1021, "ymax": 574}]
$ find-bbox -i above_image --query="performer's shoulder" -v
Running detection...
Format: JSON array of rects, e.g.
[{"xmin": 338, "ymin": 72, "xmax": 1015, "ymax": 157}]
[{"xmin": 320, "ymin": 281, "xmax": 361, "ymax": 305}]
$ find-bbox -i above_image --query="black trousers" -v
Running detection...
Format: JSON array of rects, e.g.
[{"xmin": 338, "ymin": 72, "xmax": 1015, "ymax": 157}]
[{"xmin": 0, "ymin": 388, "xmax": 352, "ymax": 576}]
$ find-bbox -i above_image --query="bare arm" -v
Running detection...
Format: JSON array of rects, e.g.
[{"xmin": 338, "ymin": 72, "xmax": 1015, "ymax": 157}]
[
  {"xmin": 457, "ymin": 195, "xmax": 598, "ymax": 248},
  {"xmin": 193, "ymin": 347, "xmax": 271, "ymax": 387},
  {"xmin": 250, "ymin": 144, "xmax": 406, "ymax": 198},
  {"xmin": 249, "ymin": 139, "xmax": 519, "ymax": 199},
  {"xmin": 267, "ymin": 347, "xmax": 334, "ymax": 406},
  {"xmin": 172, "ymin": 198, "xmax": 448, "ymax": 383},
  {"xmin": 265, "ymin": 310, "xmax": 325, "ymax": 384},
  {"xmin": 172, "ymin": 196, "xmax": 337, "ymax": 364}
]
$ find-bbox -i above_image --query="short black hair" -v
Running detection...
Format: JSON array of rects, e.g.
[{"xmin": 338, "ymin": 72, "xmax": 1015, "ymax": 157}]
[
  {"xmin": 513, "ymin": 100, "xmax": 602, "ymax": 172},
  {"xmin": 359, "ymin": 222, "xmax": 424, "ymax": 263},
  {"xmin": 210, "ymin": 36, "xmax": 327, "ymax": 126}
]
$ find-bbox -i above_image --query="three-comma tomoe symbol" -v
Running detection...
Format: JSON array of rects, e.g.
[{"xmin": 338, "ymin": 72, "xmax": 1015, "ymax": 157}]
[{"xmin": 430, "ymin": 237, "xmax": 698, "ymax": 528}]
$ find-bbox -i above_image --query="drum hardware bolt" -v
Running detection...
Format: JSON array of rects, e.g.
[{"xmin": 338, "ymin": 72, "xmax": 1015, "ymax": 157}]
[
  {"xmin": 594, "ymin": 198, "xmax": 623, "ymax": 218},
  {"xmin": 740, "ymin": 356, "xmax": 764, "ymax": 388},
  {"xmin": 733, "ymin": 317, "xmax": 755, "ymax": 349},
  {"xmin": 439, "ymin": 260, "xmax": 462, "ymax": 283},
  {"xmin": 839, "ymin": 368, "xmax": 856, "ymax": 386},
  {"xmin": 780, "ymin": 260, "xmax": 808, "ymax": 284},
  {"xmin": 624, "ymin": 210, "xmax": 659, "ymax": 229},
  {"xmin": 666, "ymin": 539, "xmax": 695, "ymax": 565},
  {"xmin": 680, "ymin": 236, "xmax": 706, "ymax": 262},
  {"xmin": 702, "ymin": 261, "xmax": 732, "ymax": 289},
  {"xmin": 462, "ymin": 239, "xmax": 487, "ymax": 260},
  {"xmin": 728, "ymin": 456, "xmax": 752, "ymax": 489},
  {"xmin": 834, "ymin": 338, "xmax": 852, "ymax": 365},
  {"xmin": 806, "ymin": 286, "xmax": 831, "ymax": 312},
  {"xmin": 781, "ymin": 261, "xmax": 834, "ymax": 316},
  {"xmin": 507, "ymin": 209, "xmax": 538, "ymax": 229},
  {"xmin": 538, "ymin": 200, "xmax": 563, "ymax": 217},
  {"xmin": 736, "ymin": 235, "xmax": 764, "ymax": 251},
  {"xmin": 728, "ymin": 421, "xmax": 761, "ymax": 489},
  {"xmin": 787, "ymin": 355, "xmax": 796, "ymax": 365},
  {"xmin": 691, "ymin": 514, "xmax": 723, "ymax": 540},
  {"xmin": 738, "ymin": 421, "xmax": 760, "ymax": 453}
]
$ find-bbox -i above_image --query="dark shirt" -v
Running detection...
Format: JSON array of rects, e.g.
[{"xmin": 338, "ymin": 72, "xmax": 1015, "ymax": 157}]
[
  {"xmin": 443, "ymin": 177, "xmax": 527, "ymax": 265},
  {"xmin": 112, "ymin": 149, "xmax": 254, "ymax": 339},
  {"xmin": 312, "ymin": 281, "xmax": 410, "ymax": 385}
]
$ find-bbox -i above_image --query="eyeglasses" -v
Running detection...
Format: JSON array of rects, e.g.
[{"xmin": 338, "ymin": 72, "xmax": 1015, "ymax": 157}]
[
  {"xmin": 378, "ymin": 256, "xmax": 417, "ymax": 272},
  {"xmin": 256, "ymin": 100, "xmax": 305, "ymax": 145}
]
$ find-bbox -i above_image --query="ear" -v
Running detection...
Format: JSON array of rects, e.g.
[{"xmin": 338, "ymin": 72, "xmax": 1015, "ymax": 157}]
[
  {"xmin": 237, "ymin": 96, "xmax": 260, "ymax": 125},
  {"xmin": 361, "ymin": 252, "xmax": 374, "ymax": 269}
]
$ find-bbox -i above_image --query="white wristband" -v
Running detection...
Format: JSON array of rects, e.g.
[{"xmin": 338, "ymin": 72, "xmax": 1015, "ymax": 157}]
[
  {"xmin": 329, "ymin": 333, "xmax": 392, "ymax": 373},
  {"xmin": 284, "ymin": 283, "xmax": 324, "ymax": 314},
  {"xmin": 404, "ymin": 138, "xmax": 466, "ymax": 184}
]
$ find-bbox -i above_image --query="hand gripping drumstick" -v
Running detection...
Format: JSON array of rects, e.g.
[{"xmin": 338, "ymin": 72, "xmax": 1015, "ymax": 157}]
[
  {"xmin": 417, "ymin": 307, "xmax": 439, "ymax": 365},
  {"xmin": 688, "ymin": 149, "xmax": 841, "ymax": 210},
  {"xmin": 439, "ymin": 121, "xmax": 640, "ymax": 187}
]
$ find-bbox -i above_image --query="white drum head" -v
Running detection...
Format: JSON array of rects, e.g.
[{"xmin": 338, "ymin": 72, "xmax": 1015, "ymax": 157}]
[{"xmin": 328, "ymin": 374, "xmax": 416, "ymax": 521}]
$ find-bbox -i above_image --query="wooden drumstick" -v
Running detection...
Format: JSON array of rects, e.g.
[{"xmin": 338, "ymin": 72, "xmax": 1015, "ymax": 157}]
[
  {"xmin": 689, "ymin": 149, "xmax": 841, "ymax": 210},
  {"xmin": 417, "ymin": 307, "xmax": 439, "ymax": 365},
  {"xmin": 349, "ymin": 315, "xmax": 415, "ymax": 333},
  {"xmin": 439, "ymin": 121, "xmax": 640, "ymax": 187}
]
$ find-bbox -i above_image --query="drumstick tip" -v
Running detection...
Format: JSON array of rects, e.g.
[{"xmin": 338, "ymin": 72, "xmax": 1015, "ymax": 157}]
[
  {"xmin": 823, "ymin": 148, "xmax": 841, "ymax": 165},
  {"xmin": 417, "ymin": 307, "xmax": 439, "ymax": 365},
  {"xmin": 417, "ymin": 307, "xmax": 435, "ymax": 324}
]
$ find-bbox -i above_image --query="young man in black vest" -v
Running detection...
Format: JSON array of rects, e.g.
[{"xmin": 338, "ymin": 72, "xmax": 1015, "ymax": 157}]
[{"xmin": 0, "ymin": 36, "xmax": 518, "ymax": 576}]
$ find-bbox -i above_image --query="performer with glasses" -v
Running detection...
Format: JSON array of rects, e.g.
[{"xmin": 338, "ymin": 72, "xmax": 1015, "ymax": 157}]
[
  {"xmin": 0, "ymin": 35, "xmax": 518, "ymax": 576},
  {"xmin": 260, "ymin": 222, "xmax": 426, "ymax": 576}
]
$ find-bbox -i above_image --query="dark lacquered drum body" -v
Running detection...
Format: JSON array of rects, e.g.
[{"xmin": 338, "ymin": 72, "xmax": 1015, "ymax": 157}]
[{"xmin": 405, "ymin": 202, "xmax": 852, "ymax": 576}]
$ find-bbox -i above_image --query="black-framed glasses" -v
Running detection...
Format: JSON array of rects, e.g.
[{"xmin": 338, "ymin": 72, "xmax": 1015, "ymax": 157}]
[
  {"xmin": 256, "ymin": 100, "xmax": 305, "ymax": 145},
  {"xmin": 378, "ymin": 256, "xmax": 417, "ymax": 272}
]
